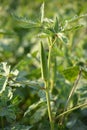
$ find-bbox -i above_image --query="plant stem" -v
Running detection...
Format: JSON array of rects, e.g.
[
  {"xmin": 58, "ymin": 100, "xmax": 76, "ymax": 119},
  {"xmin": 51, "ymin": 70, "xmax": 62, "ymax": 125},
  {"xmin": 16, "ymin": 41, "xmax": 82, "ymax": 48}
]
[
  {"xmin": 48, "ymin": 42, "xmax": 54, "ymax": 92},
  {"xmin": 44, "ymin": 39, "xmax": 54, "ymax": 130},
  {"xmin": 60, "ymin": 69, "xmax": 82, "ymax": 124},
  {"xmin": 55, "ymin": 102, "xmax": 87, "ymax": 120},
  {"xmin": 1, "ymin": 117, "xmax": 4, "ymax": 130},
  {"xmin": 64, "ymin": 69, "xmax": 82, "ymax": 111},
  {"xmin": 45, "ymin": 81, "xmax": 54, "ymax": 130},
  {"xmin": 48, "ymin": 45, "xmax": 52, "ymax": 74}
]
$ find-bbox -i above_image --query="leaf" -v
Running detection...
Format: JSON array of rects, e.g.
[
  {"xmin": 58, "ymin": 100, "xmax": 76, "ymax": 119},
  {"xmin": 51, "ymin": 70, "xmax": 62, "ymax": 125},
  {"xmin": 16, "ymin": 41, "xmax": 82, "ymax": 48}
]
[
  {"xmin": 30, "ymin": 106, "xmax": 47, "ymax": 124},
  {"xmin": 40, "ymin": 3, "xmax": 44, "ymax": 23},
  {"xmin": 67, "ymin": 120, "xmax": 87, "ymax": 130},
  {"xmin": 77, "ymin": 84, "xmax": 87, "ymax": 104},
  {"xmin": 43, "ymin": 28, "xmax": 54, "ymax": 37},
  {"xmin": 63, "ymin": 24, "xmax": 84, "ymax": 32},
  {"xmin": 0, "ymin": 101, "xmax": 15, "ymax": 118},
  {"xmin": 62, "ymin": 14, "xmax": 87, "ymax": 32},
  {"xmin": 17, "ymin": 23, "xmax": 41, "ymax": 29},
  {"xmin": 6, "ymin": 109, "xmax": 16, "ymax": 121},
  {"xmin": 0, "ymin": 29, "xmax": 15, "ymax": 35},
  {"xmin": 58, "ymin": 33, "xmax": 68, "ymax": 44},
  {"xmin": 11, "ymin": 12, "xmax": 35, "ymax": 24},
  {"xmin": 61, "ymin": 66, "xmax": 80, "ymax": 82},
  {"xmin": 0, "ymin": 87, "xmax": 13, "ymax": 100},
  {"xmin": 1, "ymin": 62, "xmax": 11, "ymax": 76},
  {"xmin": 82, "ymin": 69, "xmax": 87, "ymax": 79},
  {"xmin": 24, "ymin": 100, "xmax": 46, "ymax": 116},
  {"xmin": 9, "ymin": 79, "xmax": 44, "ymax": 90},
  {"xmin": 38, "ymin": 90, "xmax": 46, "ymax": 100},
  {"xmin": 0, "ymin": 105, "xmax": 8, "ymax": 116},
  {"xmin": 66, "ymin": 14, "xmax": 87, "ymax": 23},
  {"xmin": 54, "ymin": 17, "xmax": 60, "ymax": 32},
  {"xmin": 37, "ymin": 33, "xmax": 49, "ymax": 38},
  {"xmin": 4, "ymin": 124, "xmax": 32, "ymax": 130},
  {"xmin": 0, "ymin": 63, "xmax": 11, "ymax": 94},
  {"xmin": 11, "ymin": 12, "xmax": 40, "ymax": 29},
  {"xmin": 40, "ymin": 42, "xmax": 48, "ymax": 81},
  {"xmin": 43, "ymin": 18, "xmax": 53, "ymax": 23},
  {"xmin": 0, "ymin": 77, "xmax": 8, "ymax": 94}
]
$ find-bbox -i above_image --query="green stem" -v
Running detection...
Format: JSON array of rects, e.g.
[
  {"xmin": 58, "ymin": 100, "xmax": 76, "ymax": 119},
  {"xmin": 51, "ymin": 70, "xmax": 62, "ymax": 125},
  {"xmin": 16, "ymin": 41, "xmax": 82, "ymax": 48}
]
[
  {"xmin": 48, "ymin": 45, "xmax": 52, "ymax": 74},
  {"xmin": 56, "ymin": 102, "xmax": 87, "ymax": 120},
  {"xmin": 65, "ymin": 69, "xmax": 82, "ymax": 111},
  {"xmin": 48, "ymin": 40, "xmax": 54, "ymax": 92},
  {"xmin": 60, "ymin": 69, "xmax": 82, "ymax": 124},
  {"xmin": 1, "ymin": 117, "xmax": 4, "ymax": 130},
  {"xmin": 45, "ymin": 81, "xmax": 54, "ymax": 130},
  {"xmin": 44, "ymin": 38, "xmax": 54, "ymax": 130}
]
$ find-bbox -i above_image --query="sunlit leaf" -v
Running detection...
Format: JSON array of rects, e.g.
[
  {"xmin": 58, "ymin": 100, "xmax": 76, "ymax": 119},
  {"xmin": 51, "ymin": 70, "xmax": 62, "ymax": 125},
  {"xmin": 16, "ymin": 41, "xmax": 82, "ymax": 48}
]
[
  {"xmin": 58, "ymin": 33, "xmax": 68, "ymax": 44},
  {"xmin": 63, "ymin": 24, "xmax": 84, "ymax": 32},
  {"xmin": 40, "ymin": 3, "xmax": 44, "ymax": 23},
  {"xmin": 24, "ymin": 100, "xmax": 46, "ymax": 116},
  {"xmin": 66, "ymin": 14, "xmax": 87, "ymax": 23},
  {"xmin": 11, "ymin": 12, "xmax": 40, "ymax": 29},
  {"xmin": 0, "ymin": 29, "xmax": 15, "ymax": 35},
  {"xmin": 82, "ymin": 69, "xmax": 87, "ymax": 79},
  {"xmin": 61, "ymin": 66, "xmax": 80, "ymax": 82},
  {"xmin": 37, "ymin": 32, "xmax": 49, "ymax": 38},
  {"xmin": 0, "ymin": 63, "xmax": 10, "ymax": 94}
]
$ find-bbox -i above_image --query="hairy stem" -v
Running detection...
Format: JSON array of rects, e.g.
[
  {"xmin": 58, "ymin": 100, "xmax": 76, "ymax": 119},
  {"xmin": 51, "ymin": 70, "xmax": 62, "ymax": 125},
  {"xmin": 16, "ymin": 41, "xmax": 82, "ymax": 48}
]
[
  {"xmin": 44, "ymin": 38, "xmax": 54, "ymax": 130},
  {"xmin": 60, "ymin": 69, "xmax": 82, "ymax": 123},
  {"xmin": 45, "ymin": 81, "xmax": 54, "ymax": 130},
  {"xmin": 48, "ymin": 45, "xmax": 52, "ymax": 76},
  {"xmin": 56, "ymin": 102, "xmax": 87, "ymax": 120},
  {"xmin": 65, "ymin": 69, "xmax": 82, "ymax": 111}
]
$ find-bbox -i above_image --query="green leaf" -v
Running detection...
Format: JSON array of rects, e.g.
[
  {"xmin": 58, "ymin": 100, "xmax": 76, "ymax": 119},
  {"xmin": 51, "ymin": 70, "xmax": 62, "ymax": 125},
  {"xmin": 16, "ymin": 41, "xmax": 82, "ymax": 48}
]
[
  {"xmin": 11, "ymin": 12, "xmax": 35, "ymax": 24},
  {"xmin": 0, "ymin": 29, "xmax": 15, "ymax": 35},
  {"xmin": 6, "ymin": 109, "xmax": 16, "ymax": 121},
  {"xmin": 61, "ymin": 66, "xmax": 80, "ymax": 82},
  {"xmin": 30, "ymin": 106, "xmax": 47, "ymax": 124},
  {"xmin": 66, "ymin": 14, "xmax": 87, "ymax": 23},
  {"xmin": 82, "ymin": 69, "xmax": 87, "ymax": 79},
  {"xmin": 54, "ymin": 17, "xmax": 60, "ymax": 32},
  {"xmin": 16, "ymin": 23, "xmax": 41, "ymax": 29},
  {"xmin": 67, "ymin": 120, "xmax": 87, "ymax": 130},
  {"xmin": 0, "ymin": 87, "xmax": 13, "ymax": 101},
  {"xmin": 63, "ymin": 24, "xmax": 84, "ymax": 32},
  {"xmin": 0, "ymin": 62, "xmax": 11, "ymax": 76},
  {"xmin": 43, "ymin": 18, "xmax": 53, "ymax": 23},
  {"xmin": 24, "ymin": 100, "xmax": 46, "ymax": 116},
  {"xmin": 58, "ymin": 33, "xmax": 68, "ymax": 44},
  {"xmin": 4, "ymin": 124, "xmax": 32, "ymax": 130},
  {"xmin": 40, "ymin": 42, "xmax": 48, "ymax": 81},
  {"xmin": 38, "ymin": 90, "xmax": 46, "ymax": 100},
  {"xmin": 40, "ymin": 3, "xmax": 44, "ymax": 23},
  {"xmin": 43, "ymin": 28, "xmax": 54, "ymax": 37},
  {"xmin": 11, "ymin": 12, "xmax": 40, "ymax": 29},
  {"xmin": 0, "ymin": 77, "xmax": 8, "ymax": 94},
  {"xmin": 0, "ymin": 105, "xmax": 8, "ymax": 117},
  {"xmin": 0, "ymin": 63, "xmax": 11, "ymax": 94},
  {"xmin": 12, "ymin": 80, "xmax": 44, "ymax": 90},
  {"xmin": 77, "ymin": 84, "xmax": 87, "ymax": 104},
  {"xmin": 37, "ymin": 33, "xmax": 49, "ymax": 38}
]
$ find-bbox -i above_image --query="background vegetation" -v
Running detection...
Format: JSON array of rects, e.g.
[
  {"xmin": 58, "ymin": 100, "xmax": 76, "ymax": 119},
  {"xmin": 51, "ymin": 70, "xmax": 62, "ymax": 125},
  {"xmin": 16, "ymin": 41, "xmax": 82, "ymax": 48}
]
[{"xmin": 0, "ymin": 0, "xmax": 87, "ymax": 130}]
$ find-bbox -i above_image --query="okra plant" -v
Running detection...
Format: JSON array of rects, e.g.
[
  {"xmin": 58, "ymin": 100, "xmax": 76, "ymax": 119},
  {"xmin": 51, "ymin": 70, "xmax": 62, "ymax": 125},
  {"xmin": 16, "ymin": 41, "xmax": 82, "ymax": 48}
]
[{"xmin": 0, "ymin": 2, "xmax": 87, "ymax": 130}]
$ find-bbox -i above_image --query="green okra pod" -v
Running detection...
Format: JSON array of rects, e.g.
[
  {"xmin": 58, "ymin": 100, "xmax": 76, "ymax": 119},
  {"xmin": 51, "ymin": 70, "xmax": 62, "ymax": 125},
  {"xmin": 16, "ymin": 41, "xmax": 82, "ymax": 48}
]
[{"xmin": 40, "ymin": 42, "xmax": 48, "ymax": 81}]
